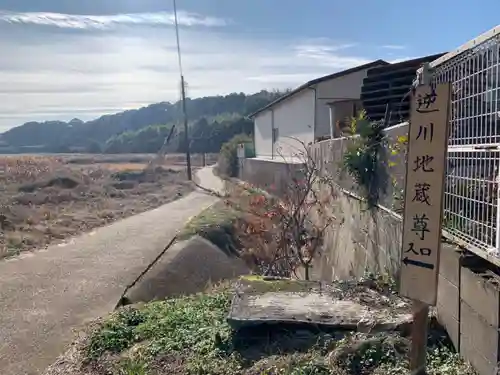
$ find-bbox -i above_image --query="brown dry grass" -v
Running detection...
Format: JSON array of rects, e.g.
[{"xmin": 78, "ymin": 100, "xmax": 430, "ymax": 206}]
[
  {"xmin": 64, "ymin": 153, "xmax": 218, "ymax": 167},
  {"xmin": 0, "ymin": 155, "xmax": 195, "ymax": 259},
  {"xmin": 97, "ymin": 163, "xmax": 148, "ymax": 171}
]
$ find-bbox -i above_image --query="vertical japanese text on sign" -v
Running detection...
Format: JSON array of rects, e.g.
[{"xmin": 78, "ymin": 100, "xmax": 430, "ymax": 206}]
[{"xmin": 399, "ymin": 83, "xmax": 451, "ymax": 306}]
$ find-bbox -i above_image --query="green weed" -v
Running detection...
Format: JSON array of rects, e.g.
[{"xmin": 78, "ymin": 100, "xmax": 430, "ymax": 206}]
[{"xmin": 85, "ymin": 285, "xmax": 476, "ymax": 375}]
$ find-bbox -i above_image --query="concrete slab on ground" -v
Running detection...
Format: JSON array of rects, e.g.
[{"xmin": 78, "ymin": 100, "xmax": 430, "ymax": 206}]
[{"xmin": 228, "ymin": 277, "xmax": 412, "ymax": 332}]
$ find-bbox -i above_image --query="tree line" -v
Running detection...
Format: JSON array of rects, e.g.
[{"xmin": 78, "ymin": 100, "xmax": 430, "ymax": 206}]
[{"xmin": 0, "ymin": 90, "xmax": 287, "ymax": 154}]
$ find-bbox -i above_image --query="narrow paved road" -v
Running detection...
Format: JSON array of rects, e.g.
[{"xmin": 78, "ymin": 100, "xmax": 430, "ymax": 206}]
[{"xmin": 0, "ymin": 166, "xmax": 223, "ymax": 375}]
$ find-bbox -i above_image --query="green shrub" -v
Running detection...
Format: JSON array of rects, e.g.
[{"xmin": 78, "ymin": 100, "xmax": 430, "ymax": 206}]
[
  {"xmin": 342, "ymin": 111, "xmax": 386, "ymax": 208},
  {"xmin": 217, "ymin": 134, "xmax": 253, "ymax": 177}
]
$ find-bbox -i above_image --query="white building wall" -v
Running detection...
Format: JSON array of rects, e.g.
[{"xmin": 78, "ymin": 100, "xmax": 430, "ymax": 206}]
[
  {"xmin": 273, "ymin": 89, "xmax": 315, "ymax": 158},
  {"xmin": 314, "ymin": 68, "xmax": 371, "ymax": 139},
  {"xmin": 254, "ymin": 64, "xmax": 385, "ymax": 157},
  {"xmin": 254, "ymin": 110, "xmax": 273, "ymax": 158},
  {"xmin": 253, "ymin": 89, "xmax": 315, "ymax": 158}
]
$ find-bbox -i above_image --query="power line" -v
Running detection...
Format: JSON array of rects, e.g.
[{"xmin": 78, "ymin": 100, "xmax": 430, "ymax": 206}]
[
  {"xmin": 173, "ymin": 0, "xmax": 192, "ymax": 181},
  {"xmin": 172, "ymin": 0, "xmax": 184, "ymax": 77}
]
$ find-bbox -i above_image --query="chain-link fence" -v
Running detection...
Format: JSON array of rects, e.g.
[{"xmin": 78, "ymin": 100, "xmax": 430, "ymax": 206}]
[{"xmin": 430, "ymin": 26, "xmax": 500, "ymax": 259}]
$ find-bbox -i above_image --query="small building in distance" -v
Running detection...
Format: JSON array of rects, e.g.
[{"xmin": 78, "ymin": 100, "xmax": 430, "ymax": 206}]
[{"xmin": 249, "ymin": 60, "xmax": 388, "ymax": 159}]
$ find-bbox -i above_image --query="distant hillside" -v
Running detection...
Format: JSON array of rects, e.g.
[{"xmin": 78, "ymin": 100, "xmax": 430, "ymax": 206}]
[
  {"xmin": 0, "ymin": 90, "xmax": 286, "ymax": 154},
  {"xmin": 104, "ymin": 113, "xmax": 255, "ymax": 154}
]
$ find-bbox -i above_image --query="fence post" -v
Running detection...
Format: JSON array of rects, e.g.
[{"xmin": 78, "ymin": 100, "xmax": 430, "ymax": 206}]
[{"xmin": 496, "ymin": 168, "xmax": 500, "ymax": 252}]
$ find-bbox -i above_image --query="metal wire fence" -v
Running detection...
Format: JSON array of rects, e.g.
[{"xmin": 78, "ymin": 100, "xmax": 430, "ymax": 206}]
[{"xmin": 430, "ymin": 26, "xmax": 500, "ymax": 259}]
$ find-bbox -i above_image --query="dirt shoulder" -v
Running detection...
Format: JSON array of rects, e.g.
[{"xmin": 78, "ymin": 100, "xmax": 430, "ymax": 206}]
[{"xmin": 0, "ymin": 154, "xmax": 198, "ymax": 259}]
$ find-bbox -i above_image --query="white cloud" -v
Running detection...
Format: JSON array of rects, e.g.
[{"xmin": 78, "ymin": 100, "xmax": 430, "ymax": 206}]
[
  {"xmin": 0, "ymin": 10, "xmax": 227, "ymax": 29},
  {"xmin": 246, "ymin": 73, "xmax": 325, "ymax": 84},
  {"xmin": 0, "ymin": 12, "xmax": 408, "ymax": 131},
  {"xmin": 295, "ymin": 43, "xmax": 357, "ymax": 55},
  {"xmin": 381, "ymin": 44, "xmax": 406, "ymax": 50},
  {"xmin": 291, "ymin": 43, "xmax": 372, "ymax": 70}
]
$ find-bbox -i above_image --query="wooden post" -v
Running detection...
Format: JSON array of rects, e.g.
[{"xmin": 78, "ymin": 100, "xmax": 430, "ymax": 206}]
[
  {"xmin": 399, "ymin": 82, "xmax": 451, "ymax": 374},
  {"xmin": 410, "ymin": 300, "xmax": 430, "ymax": 374}
]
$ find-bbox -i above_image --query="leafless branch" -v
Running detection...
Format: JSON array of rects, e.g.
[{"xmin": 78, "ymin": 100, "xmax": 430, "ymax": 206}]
[{"xmin": 226, "ymin": 137, "xmax": 338, "ymax": 280}]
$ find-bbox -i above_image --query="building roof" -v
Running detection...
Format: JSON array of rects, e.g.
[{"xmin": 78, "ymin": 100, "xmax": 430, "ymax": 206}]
[
  {"xmin": 248, "ymin": 59, "xmax": 389, "ymax": 118},
  {"xmin": 361, "ymin": 53, "xmax": 447, "ymax": 125}
]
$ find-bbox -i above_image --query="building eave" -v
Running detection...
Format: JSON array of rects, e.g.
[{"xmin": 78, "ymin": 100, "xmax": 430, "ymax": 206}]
[{"xmin": 248, "ymin": 59, "xmax": 388, "ymax": 119}]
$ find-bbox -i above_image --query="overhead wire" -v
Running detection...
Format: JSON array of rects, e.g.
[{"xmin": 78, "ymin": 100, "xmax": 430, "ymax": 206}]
[
  {"xmin": 173, "ymin": 0, "xmax": 184, "ymax": 77},
  {"xmin": 172, "ymin": 0, "xmax": 192, "ymax": 180}
]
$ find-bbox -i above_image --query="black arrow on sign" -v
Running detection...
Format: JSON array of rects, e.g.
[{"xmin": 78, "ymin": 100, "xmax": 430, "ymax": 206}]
[{"xmin": 402, "ymin": 257, "xmax": 434, "ymax": 270}]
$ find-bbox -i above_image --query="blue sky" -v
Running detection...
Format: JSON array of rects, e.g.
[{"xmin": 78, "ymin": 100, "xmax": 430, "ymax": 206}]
[{"xmin": 0, "ymin": 0, "xmax": 498, "ymax": 130}]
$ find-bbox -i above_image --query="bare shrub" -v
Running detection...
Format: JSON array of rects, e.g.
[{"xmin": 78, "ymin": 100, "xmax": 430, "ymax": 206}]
[
  {"xmin": 42, "ymin": 188, "xmax": 82, "ymax": 204},
  {"xmin": 0, "ymin": 156, "xmax": 65, "ymax": 185},
  {"xmin": 112, "ymin": 181, "xmax": 138, "ymax": 190},
  {"xmin": 226, "ymin": 138, "xmax": 336, "ymax": 280},
  {"xmin": 13, "ymin": 192, "xmax": 48, "ymax": 205},
  {"xmin": 18, "ymin": 177, "xmax": 79, "ymax": 193}
]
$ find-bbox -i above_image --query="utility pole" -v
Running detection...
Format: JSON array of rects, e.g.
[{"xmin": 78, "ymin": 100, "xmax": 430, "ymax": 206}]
[
  {"xmin": 173, "ymin": 0, "xmax": 192, "ymax": 180},
  {"xmin": 181, "ymin": 75, "xmax": 192, "ymax": 180}
]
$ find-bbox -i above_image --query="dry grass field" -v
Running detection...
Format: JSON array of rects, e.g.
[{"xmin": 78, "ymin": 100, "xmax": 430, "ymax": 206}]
[{"xmin": 0, "ymin": 154, "xmax": 215, "ymax": 259}]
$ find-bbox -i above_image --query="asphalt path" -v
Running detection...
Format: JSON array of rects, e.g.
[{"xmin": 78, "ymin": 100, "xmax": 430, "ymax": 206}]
[{"xmin": 0, "ymin": 166, "xmax": 222, "ymax": 375}]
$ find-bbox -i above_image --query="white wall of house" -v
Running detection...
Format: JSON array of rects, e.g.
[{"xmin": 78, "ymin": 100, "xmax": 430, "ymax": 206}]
[
  {"xmin": 254, "ymin": 110, "xmax": 273, "ymax": 158},
  {"xmin": 254, "ymin": 89, "xmax": 315, "ymax": 158},
  {"xmin": 273, "ymin": 89, "xmax": 315, "ymax": 157},
  {"xmin": 254, "ymin": 62, "xmax": 387, "ymax": 157},
  {"xmin": 314, "ymin": 68, "xmax": 371, "ymax": 139}
]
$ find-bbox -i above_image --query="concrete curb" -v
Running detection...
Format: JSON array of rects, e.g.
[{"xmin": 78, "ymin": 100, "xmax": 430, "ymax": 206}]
[
  {"xmin": 114, "ymin": 195, "xmax": 221, "ymax": 309},
  {"xmin": 122, "ymin": 235, "xmax": 249, "ymax": 305},
  {"xmin": 114, "ymin": 235, "xmax": 178, "ymax": 309}
]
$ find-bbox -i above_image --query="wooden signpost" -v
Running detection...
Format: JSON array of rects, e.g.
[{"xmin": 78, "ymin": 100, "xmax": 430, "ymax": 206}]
[{"xmin": 399, "ymin": 82, "xmax": 451, "ymax": 374}]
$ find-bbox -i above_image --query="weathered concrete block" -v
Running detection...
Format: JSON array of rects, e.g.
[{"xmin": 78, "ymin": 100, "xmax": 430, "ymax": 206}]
[
  {"xmin": 437, "ymin": 275, "xmax": 459, "ymax": 320},
  {"xmin": 437, "ymin": 273, "xmax": 460, "ymax": 350},
  {"xmin": 461, "ymin": 266, "xmax": 500, "ymax": 327},
  {"xmin": 439, "ymin": 244, "xmax": 461, "ymax": 286},
  {"xmin": 228, "ymin": 278, "xmax": 412, "ymax": 331},
  {"xmin": 437, "ymin": 306, "xmax": 459, "ymax": 350},
  {"xmin": 460, "ymin": 300, "xmax": 500, "ymax": 366},
  {"xmin": 460, "ymin": 330, "xmax": 498, "ymax": 375},
  {"xmin": 316, "ymin": 187, "xmax": 403, "ymax": 282},
  {"xmin": 240, "ymin": 158, "xmax": 305, "ymax": 198},
  {"xmin": 319, "ymin": 193, "xmax": 361, "ymax": 281},
  {"xmin": 372, "ymin": 210, "xmax": 402, "ymax": 278}
]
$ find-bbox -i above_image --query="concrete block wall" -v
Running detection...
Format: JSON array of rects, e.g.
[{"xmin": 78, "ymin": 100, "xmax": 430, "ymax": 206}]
[
  {"xmin": 436, "ymin": 245, "xmax": 461, "ymax": 350},
  {"xmin": 238, "ymin": 125, "xmax": 500, "ymax": 375},
  {"xmin": 315, "ymin": 173, "xmax": 500, "ymax": 375},
  {"xmin": 240, "ymin": 157, "xmax": 305, "ymax": 199},
  {"xmin": 308, "ymin": 124, "xmax": 408, "ymax": 281},
  {"xmin": 311, "ymin": 184, "xmax": 402, "ymax": 281},
  {"xmin": 459, "ymin": 256, "xmax": 500, "ymax": 375}
]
